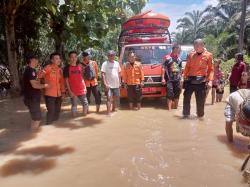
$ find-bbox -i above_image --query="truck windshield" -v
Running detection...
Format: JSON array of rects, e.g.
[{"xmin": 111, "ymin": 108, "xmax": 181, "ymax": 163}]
[
  {"xmin": 122, "ymin": 45, "xmax": 172, "ymax": 65},
  {"xmin": 180, "ymin": 50, "xmax": 189, "ymax": 61},
  {"xmin": 180, "ymin": 47, "xmax": 193, "ymax": 61}
]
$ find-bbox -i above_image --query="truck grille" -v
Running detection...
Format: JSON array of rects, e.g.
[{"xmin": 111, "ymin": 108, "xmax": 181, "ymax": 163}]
[{"xmin": 144, "ymin": 76, "xmax": 161, "ymax": 83}]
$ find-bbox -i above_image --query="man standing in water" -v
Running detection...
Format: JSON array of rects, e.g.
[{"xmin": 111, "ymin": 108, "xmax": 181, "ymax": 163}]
[
  {"xmin": 64, "ymin": 51, "xmax": 88, "ymax": 117},
  {"xmin": 183, "ymin": 39, "xmax": 214, "ymax": 118},
  {"xmin": 162, "ymin": 44, "xmax": 182, "ymax": 110},
  {"xmin": 122, "ymin": 51, "xmax": 144, "ymax": 110},
  {"xmin": 82, "ymin": 51, "xmax": 101, "ymax": 113},
  {"xmin": 39, "ymin": 52, "xmax": 65, "ymax": 124},
  {"xmin": 224, "ymin": 89, "xmax": 250, "ymax": 142},
  {"xmin": 229, "ymin": 53, "xmax": 247, "ymax": 93},
  {"xmin": 101, "ymin": 50, "xmax": 121, "ymax": 115},
  {"xmin": 23, "ymin": 55, "xmax": 49, "ymax": 130}
]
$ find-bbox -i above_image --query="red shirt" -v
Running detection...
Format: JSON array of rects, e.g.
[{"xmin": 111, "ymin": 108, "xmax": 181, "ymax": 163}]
[
  {"xmin": 63, "ymin": 65, "xmax": 86, "ymax": 96},
  {"xmin": 229, "ymin": 61, "xmax": 247, "ymax": 86}
]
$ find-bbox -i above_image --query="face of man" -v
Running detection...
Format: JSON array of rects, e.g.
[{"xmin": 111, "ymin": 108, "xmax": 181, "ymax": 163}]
[
  {"xmin": 108, "ymin": 54, "xmax": 115, "ymax": 62},
  {"xmin": 83, "ymin": 56, "xmax": 90, "ymax": 63},
  {"xmin": 69, "ymin": 53, "xmax": 77, "ymax": 65},
  {"xmin": 194, "ymin": 42, "xmax": 205, "ymax": 53},
  {"xmin": 128, "ymin": 53, "xmax": 136, "ymax": 63},
  {"xmin": 30, "ymin": 58, "xmax": 38, "ymax": 68},
  {"xmin": 51, "ymin": 55, "xmax": 61, "ymax": 66},
  {"xmin": 173, "ymin": 47, "xmax": 181, "ymax": 56}
]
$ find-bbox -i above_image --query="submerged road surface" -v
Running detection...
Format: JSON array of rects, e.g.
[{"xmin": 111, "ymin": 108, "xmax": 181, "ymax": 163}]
[{"xmin": 0, "ymin": 93, "xmax": 249, "ymax": 187}]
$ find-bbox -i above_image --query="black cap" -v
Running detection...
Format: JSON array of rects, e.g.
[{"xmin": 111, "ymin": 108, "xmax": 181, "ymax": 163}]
[
  {"xmin": 236, "ymin": 53, "xmax": 244, "ymax": 61},
  {"xmin": 82, "ymin": 51, "xmax": 90, "ymax": 57}
]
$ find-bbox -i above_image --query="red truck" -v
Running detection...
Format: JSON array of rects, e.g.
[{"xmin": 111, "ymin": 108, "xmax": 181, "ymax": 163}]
[{"xmin": 118, "ymin": 10, "xmax": 172, "ymax": 98}]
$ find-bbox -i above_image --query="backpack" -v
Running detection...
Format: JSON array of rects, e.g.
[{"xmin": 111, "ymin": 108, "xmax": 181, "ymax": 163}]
[{"xmin": 82, "ymin": 62, "xmax": 96, "ymax": 80}]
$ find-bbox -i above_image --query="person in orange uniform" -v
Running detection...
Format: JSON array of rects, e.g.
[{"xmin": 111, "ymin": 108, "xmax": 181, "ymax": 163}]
[
  {"xmin": 82, "ymin": 51, "xmax": 101, "ymax": 113},
  {"xmin": 183, "ymin": 39, "xmax": 214, "ymax": 118},
  {"xmin": 123, "ymin": 51, "xmax": 144, "ymax": 110},
  {"xmin": 39, "ymin": 52, "xmax": 65, "ymax": 124}
]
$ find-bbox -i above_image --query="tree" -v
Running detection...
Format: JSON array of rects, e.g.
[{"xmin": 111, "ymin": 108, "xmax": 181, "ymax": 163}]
[
  {"xmin": 238, "ymin": 0, "xmax": 248, "ymax": 52},
  {"xmin": 176, "ymin": 10, "xmax": 208, "ymax": 43},
  {"xmin": 0, "ymin": 0, "xmax": 148, "ymax": 93},
  {"xmin": 0, "ymin": 0, "xmax": 29, "ymax": 95}
]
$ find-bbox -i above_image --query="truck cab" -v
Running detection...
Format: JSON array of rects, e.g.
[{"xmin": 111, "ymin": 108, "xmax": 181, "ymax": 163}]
[{"xmin": 118, "ymin": 11, "xmax": 172, "ymax": 98}]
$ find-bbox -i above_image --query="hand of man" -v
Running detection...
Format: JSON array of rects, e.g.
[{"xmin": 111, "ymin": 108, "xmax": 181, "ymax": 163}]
[
  {"xmin": 207, "ymin": 81, "xmax": 213, "ymax": 89},
  {"xmin": 141, "ymin": 81, "xmax": 144, "ymax": 87},
  {"xmin": 62, "ymin": 92, "xmax": 66, "ymax": 99},
  {"xmin": 161, "ymin": 78, "xmax": 166, "ymax": 85},
  {"xmin": 69, "ymin": 91, "xmax": 75, "ymax": 98},
  {"xmin": 44, "ymin": 83, "xmax": 49, "ymax": 88},
  {"xmin": 105, "ymin": 85, "xmax": 110, "ymax": 92}
]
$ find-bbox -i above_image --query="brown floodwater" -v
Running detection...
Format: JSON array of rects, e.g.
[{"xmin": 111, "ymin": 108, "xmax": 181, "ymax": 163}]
[{"xmin": 0, "ymin": 92, "xmax": 249, "ymax": 187}]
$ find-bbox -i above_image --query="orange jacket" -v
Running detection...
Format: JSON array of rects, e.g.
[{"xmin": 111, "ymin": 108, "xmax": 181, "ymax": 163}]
[
  {"xmin": 183, "ymin": 50, "xmax": 214, "ymax": 81},
  {"xmin": 82, "ymin": 60, "xmax": 98, "ymax": 87},
  {"xmin": 122, "ymin": 61, "xmax": 144, "ymax": 85},
  {"xmin": 39, "ymin": 64, "xmax": 65, "ymax": 97}
]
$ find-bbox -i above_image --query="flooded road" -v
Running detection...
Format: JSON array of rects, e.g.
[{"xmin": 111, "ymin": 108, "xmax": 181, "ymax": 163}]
[{"xmin": 0, "ymin": 92, "xmax": 249, "ymax": 187}]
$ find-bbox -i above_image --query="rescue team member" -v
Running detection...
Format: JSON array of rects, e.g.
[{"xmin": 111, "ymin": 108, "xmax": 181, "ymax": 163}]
[
  {"xmin": 64, "ymin": 51, "xmax": 88, "ymax": 117},
  {"xmin": 39, "ymin": 52, "xmax": 65, "ymax": 125},
  {"xmin": 224, "ymin": 89, "xmax": 250, "ymax": 142},
  {"xmin": 23, "ymin": 55, "xmax": 49, "ymax": 130},
  {"xmin": 183, "ymin": 39, "xmax": 214, "ymax": 118},
  {"xmin": 122, "ymin": 51, "xmax": 144, "ymax": 110},
  {"xmin": 101, "ymin": 50, "xmax": 121, "ymax": 115},
  {"xmin": 161, "ymin": 44, "xmax": 182, "ymax": 110},
  {"xmin": 229, "ymin": 53, "xmax": 247, "ymax": 93},
  {"xmin": 82, "ymin": 51, "xmax": 101, "ymax": 113}
]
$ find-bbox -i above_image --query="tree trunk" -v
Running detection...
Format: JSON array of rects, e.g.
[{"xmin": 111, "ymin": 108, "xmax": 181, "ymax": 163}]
[
  {"xmin": 55, "ymin": 34, "xmax": 65, "ymax": 61},
  {"xmin": 238, "ymin": 0, "xmax": 247, "ymax": 52},
  {"xmin": 5, "ymin": 13, "xmax": 21, "ymax": 95}
]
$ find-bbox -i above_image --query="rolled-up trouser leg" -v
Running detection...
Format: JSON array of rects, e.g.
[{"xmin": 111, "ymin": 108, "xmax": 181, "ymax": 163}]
[{"xmin": 71, "ymin": 96, "xmax": 78, "ymax": 113}]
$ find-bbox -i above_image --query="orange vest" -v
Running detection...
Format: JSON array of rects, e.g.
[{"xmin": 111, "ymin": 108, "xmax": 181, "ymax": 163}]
[
  {"xmin": 183, "ymin": 50, "xmax": 214, "ymax": 81},
  {"xmin": 122, "ymin": 61, "xmax": 144, "ymax": 85},
  {"xmin": 39, "ymin": 64, "xmax": 65, "ymax": 97}
]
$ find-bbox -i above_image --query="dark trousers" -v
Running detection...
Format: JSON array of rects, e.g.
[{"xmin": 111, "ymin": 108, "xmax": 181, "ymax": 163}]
[
  {"xmin": 45, "ymin": 96, "xmax": 62, "ymax": 124},
  {"xmin": 127, "ymin": 85, "xmax": 142, "ymax": 104},
  {"xmin": 86, "ymin": 85, "xmax": 101, "ymax": 105},
  {"xmin": 183, "ymin": 82, "xmax": 206, "ymax": 117},
  {"xmin": 24, "ymin": 97, "xmax": 41, "ymax": 121}
]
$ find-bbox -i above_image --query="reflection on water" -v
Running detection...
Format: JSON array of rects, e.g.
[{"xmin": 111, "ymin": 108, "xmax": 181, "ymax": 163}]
[
  {"xmin": 0, "ymin": 158, "xmax": 56, "ymax": 177},
  {"xmin": 0, "ymin": 95, "xmax": 249, "ymax": 187}
]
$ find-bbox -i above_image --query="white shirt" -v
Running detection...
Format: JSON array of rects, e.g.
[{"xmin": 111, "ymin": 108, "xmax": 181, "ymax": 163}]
[
  {"xmin": 101, "ymin": 60, "xmax": 121, "ymax": 88},
  {"xmin": 224, "ymin": 89, "xmax": 250, "ymax": 122}
]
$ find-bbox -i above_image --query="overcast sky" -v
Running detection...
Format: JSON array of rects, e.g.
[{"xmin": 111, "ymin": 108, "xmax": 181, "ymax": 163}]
[{"xmin": 142, "ymin": 0, "xmax": 219, "ymax": 32}]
